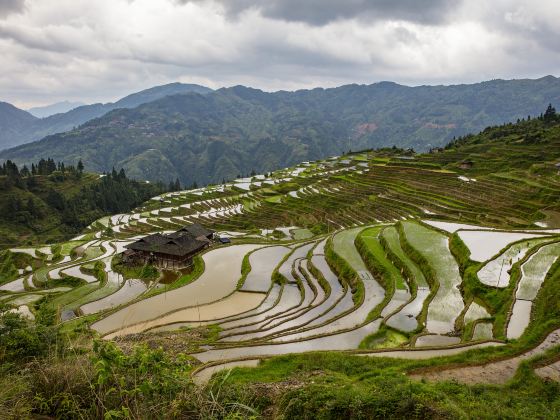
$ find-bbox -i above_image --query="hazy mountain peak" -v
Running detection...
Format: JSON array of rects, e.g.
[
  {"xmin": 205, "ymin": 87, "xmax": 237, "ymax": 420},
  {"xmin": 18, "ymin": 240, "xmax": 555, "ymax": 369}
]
[{"xmin": 28, "ymin": 101, "xmax": 86, "ymax": 118}]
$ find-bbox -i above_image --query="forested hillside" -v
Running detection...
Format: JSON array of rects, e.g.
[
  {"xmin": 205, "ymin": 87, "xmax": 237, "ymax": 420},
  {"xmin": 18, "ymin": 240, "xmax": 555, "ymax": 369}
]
[
  {"xmin": 2, "ymin": 76, "xmax": 560, "ymax": 185},
  {"xmin": 0, "ymin": 160, "xmax": 166, "ymax": 248},
  {"xmin": 0, "ymin": 83, "xmax": 212, "ymax": 150}
]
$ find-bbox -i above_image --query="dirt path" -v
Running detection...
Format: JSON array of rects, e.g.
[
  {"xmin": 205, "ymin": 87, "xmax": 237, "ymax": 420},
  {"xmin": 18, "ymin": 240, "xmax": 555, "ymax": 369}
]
[
  {"xmin": 535, "ymin": 359, "xmax": 560, "ymax": 381},
  {"xmin": 410, "ymin": 329, "xmax": 560, "ymax": 385}
]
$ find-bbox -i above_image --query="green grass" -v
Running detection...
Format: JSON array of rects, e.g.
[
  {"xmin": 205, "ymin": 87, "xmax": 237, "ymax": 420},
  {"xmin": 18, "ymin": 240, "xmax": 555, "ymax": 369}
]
[
  {"xmin": 292, "ymin": 228, "xmax": 313, "ymax": 240},
  {"xmin": 332, "ymin": 227, "xmax": 368, "ymax": 272},
  {"xmin": 264, "ymin": 195, "xmax": 283, "ymax": 204},
  {"xmin": 214, "ymin": 349, "xmax": 560, "ymax": 419},
  {"xmin": 359, "ymin": 226, "xmax": 406, "ymax": 289},
  {"xmin": 59, "ymin": 241, "xmax": 86, "ymax": 256},
  {"xmin": 359, "ymin": 325, "xmax": 409, "ymax": 349},
  {"xmin": 382, "ymin": 226, "xmax": 427, "ymax": 287}
]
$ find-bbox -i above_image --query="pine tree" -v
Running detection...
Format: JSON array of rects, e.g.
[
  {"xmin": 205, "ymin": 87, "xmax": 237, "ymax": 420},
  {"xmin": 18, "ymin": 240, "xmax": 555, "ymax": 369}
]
[{"xmin": 544, "ymin": 103, "xmax": 557, "ymax": 123}]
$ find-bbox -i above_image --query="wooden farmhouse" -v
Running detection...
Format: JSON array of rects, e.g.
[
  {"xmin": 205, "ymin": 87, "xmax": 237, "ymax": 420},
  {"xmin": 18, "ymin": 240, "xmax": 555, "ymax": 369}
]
[{"xmin": 123, "ymin": 224, "xmax": 215, "ymax": 269}]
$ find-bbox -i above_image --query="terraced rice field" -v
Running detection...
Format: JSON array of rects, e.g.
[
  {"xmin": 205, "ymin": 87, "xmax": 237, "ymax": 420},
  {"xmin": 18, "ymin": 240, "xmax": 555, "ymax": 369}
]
[
  {"xmin": 401, "ymin": 221, "xmax": 464, "ymax": 335},
  {"xmin": 2, "ymin": 151, "xmax": 560, "ymax": 385}
]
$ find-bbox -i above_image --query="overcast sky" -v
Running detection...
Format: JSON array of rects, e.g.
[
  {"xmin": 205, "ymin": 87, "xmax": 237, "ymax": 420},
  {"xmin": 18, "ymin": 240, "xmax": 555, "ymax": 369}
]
[{"xmin": 1, "ymin": 0, "xmax": 559, "ymax": 108}]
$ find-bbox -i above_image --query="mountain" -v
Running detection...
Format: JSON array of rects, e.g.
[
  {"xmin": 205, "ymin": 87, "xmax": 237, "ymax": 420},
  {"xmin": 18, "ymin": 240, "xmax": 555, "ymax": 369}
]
[
  {"xmin": 0, "ymin": 83, "xmax": 213, "ymax": 150},
  {"xmin": 2, "ymin": 76, "xmax": 560, "ymax": 185},
  {"xmin": 0, "ymin": 102, "xmax": 38, "ymax": 150},
  {"xmin": 27, "ymin": 101, "xmax": 86, "ymax": 118},
  {"xmin": 0, "ymin": 162, "xmax": 165, "ymax": 249}
]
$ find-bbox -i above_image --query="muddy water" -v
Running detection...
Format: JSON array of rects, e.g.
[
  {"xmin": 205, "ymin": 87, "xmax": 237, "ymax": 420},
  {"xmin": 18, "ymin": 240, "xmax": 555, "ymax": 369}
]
[
  {"xmin": 516, "ymin": 242, "xmax": 560, "ymax": 301},
  {"xmin": 151, "ymin": 286, "xmax": 282, "ymax": 333},
  {"xmin": 477, "ymin": 238, "xmax": 552, "ymax": 287},
  {"xmin": 62, "ymin": 265, "xmax": 98, "ymax": 283},
  {"xmin": 221, "ymin": 265, "xmax": 315, "ymax": 341},
  {"xmin": 217, "ymin": 285, "xmax": 282, "ymax": 329},
  {"xmin": 60, "ymin": 240, "xmax": 116, "ymax": 284},
  {"xmin": 301, "ymin": 255, "xmax": 346, "ymax": 325},
  {"xmin": 272, "ymin": 270, "xmax": 384, "ymax": 342},
  {"xmin": 92, "ymin": 244, "xmax": 262, "ymax": 335},
  {"xmin": 241, "ymin": 246, "xmax": 290, "ymax": 292},
  {"xmin": 415, "ymin": 335, "xmax": 461, "ymax": 347},
  {"xmin": 386, "ymin": 288, "xmax": 430, "ymax": 332},
  {"xmin": 507, "ymin": 300, "xmax": 533, "ymax": 339},
  {"xmin": 0, "ymin": 276, "xmax": 28, "ymax": 292},
  {"xmin": 81, "ymin": 279, "xmax": 147, "ymax": 315},
  {"xmin": 457, "ymin": 231, "xmax": 548, "ymax": 262},
  {"xmin": 381, "ymin": 289, "xmax": 410, "ymax": 317},
  {"xmin": 506, "ymin": 243, "xmax": 560, "ymax": 340},
  {"xmin": 105, "ymin": 292, "xmax": 265, "ymax": 338},
  {"xmin": 403, "ymin": 225, "xmax": 464, "ymax": 335},
  {"xmin": 472, "ymin": 322, "xmax": 494, "ymax": 340},
  {"xmin": 195, "ymin": 319, "xmax": 382, "ymax": 363},
  {"xmin": 314, "ymin": 238, "xmax": 328, "ymax": 255},
  {"xmin": 422, "ymin": 220, "xmax": 494, "ymax": 233},
  {"xmin": 332, "ymin": 227, "xmax": 368, "ymax": 271},
  {"xmin": 219, "ymin": 284, "xmax": 302, "ymax": 336},
  {"xmin": 463, "ymin": 301, "xmax": 490, "ymax": 324},
  {"xmin": 278, "ymin": 243, "xmax": 315, "ymax": 283},
  {"xmin": 225, "ymin": 260, "xmax": 322, "ymax": 341},
  {"xmin": 5, "ymin": 294, "xmax": 43, "ymax": 305},
  {"xmin": 298, "ymin": 261, "xmax": 324, "ymax": 303},
  {"xmin": 365, "ymin": 342, "xmax": 503, "ymax": 360}
]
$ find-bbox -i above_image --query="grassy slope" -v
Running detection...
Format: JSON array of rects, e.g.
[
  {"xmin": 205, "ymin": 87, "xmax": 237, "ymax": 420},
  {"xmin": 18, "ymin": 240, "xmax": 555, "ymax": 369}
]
[{"xmin": 360, "ymin": 226, "xmax": 406, "ymax": 289}]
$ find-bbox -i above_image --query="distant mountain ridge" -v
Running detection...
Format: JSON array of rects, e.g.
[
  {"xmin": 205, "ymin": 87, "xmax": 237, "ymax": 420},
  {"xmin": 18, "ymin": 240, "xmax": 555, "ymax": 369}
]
[
  {"xmin": 1, "ymin": 76, "xmax": 560, "ymax": 186},
  {"xmin": 0, "ymin": 83, "xmax": 213, "ymax": 150},
  {"xmin": 27, "ymin": 101, "xmax": 86, "ymax": 118}
]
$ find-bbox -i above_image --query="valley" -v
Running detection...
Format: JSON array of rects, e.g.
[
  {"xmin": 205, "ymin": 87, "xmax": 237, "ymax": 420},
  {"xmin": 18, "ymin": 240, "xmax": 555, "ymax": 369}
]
[
  {"xmin": 2, "ymin": 76, "xmax": 560, "ymax": 185},
  {"xmin": 2, "ymin": 114, "xmax": 560, "ymax": 417}
]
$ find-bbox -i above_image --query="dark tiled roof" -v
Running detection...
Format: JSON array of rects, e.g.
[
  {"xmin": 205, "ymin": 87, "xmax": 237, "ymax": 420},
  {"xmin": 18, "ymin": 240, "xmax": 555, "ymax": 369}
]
[
  {"xmin": 125, "ymin": 225, "xmax": 212, "ymax": 257},
  {"xmin": 177, "ymin": 223, "xmax": 214, "ymax": 238}
]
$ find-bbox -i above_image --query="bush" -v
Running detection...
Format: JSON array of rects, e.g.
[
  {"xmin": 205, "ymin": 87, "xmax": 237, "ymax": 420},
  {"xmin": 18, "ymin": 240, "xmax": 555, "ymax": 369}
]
[
  {"xmin": 90, "ymin": 340, "xmax": 196, "ymax": 418},
  {"xmin": 0, "ymin": 303, "xmax": 60, "ymax": 363}
]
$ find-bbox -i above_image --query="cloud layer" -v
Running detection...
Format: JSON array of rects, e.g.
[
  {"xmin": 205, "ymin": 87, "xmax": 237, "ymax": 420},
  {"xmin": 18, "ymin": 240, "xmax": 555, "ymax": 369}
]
[{"xmin": 1, "ymin": 0, "xmax": 559, "ymax": 107}]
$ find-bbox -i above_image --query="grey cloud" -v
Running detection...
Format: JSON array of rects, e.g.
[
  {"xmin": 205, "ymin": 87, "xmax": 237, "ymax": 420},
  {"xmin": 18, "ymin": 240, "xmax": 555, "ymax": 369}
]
[
  {"xmin": 180, "ymin": 0, "xmax": 462, "ymax": 25},
  {"xmin": 0, "ymin": 0, "xmax": 25, "ymax": 17}
]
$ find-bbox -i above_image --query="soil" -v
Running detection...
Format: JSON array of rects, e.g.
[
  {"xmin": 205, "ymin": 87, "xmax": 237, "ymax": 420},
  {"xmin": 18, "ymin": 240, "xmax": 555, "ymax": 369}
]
[
  {"xmin": 409, "ymin": 329, "xmax": 560, "ymax": 384},
  {"xmin": 113, "ymin": 326, "xmax": 212, "ymax": 360}
]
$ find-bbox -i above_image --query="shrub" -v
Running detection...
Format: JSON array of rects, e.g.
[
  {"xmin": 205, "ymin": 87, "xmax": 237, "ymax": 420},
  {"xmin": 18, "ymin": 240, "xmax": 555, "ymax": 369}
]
[{"xmin": 0, "ymin": 303, "xmax": 60, "ymax": 363}]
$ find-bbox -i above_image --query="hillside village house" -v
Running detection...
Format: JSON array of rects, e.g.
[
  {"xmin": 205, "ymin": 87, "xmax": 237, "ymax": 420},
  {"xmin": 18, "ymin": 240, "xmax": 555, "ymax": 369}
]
[{"xmin": 123, "ymin": 224, "xmax": 215, "ymax": 269}]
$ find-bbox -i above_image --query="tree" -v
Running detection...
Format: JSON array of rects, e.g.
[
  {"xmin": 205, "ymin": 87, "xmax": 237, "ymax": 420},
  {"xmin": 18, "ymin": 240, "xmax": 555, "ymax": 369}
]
[
  {"xmin": 544, "ymin": 103, "xmax": 557, "ymax": 123},
  {"xmin": 77, "ymin": 160, "xmax": 84, "ymax": 174}
]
